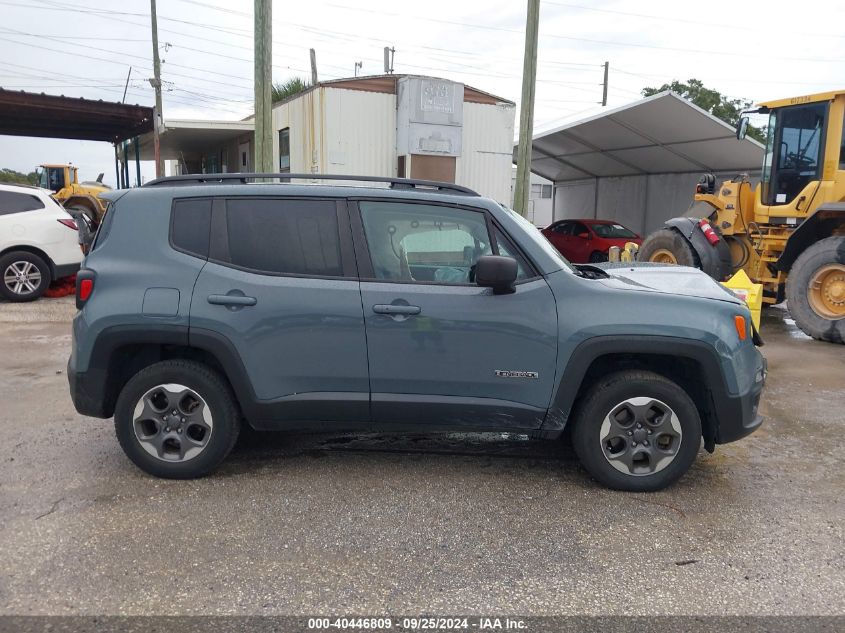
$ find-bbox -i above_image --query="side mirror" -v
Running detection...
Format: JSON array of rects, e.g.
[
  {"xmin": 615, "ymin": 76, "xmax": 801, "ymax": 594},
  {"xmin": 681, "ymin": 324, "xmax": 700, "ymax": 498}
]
[
  {"xmin": 576, "ymin": 231, "xmax": 590, "ymax": 239},
  {"xmin": 475, "ymin": 255, "xmax": 518, "ymax": 295},
  {"xmin": 736, "ymin": 116, "xmax": 749, "ymax": 140}
]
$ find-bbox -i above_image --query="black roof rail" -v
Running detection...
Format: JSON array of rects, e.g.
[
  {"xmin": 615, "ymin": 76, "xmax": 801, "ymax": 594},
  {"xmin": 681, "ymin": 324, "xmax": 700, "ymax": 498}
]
[{"xmin": 142, "ymin": 173, "xmax": 480, "ymax": 196}]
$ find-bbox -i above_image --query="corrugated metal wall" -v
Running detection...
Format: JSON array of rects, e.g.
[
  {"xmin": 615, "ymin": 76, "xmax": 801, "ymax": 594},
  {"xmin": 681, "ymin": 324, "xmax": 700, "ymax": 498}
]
[
  {"xmin": 323, "ymin": 89, "xmax": 396, "ymax": 176},
  {"xmin": 270, "ymin": 86, "xmax": 514, "ymax": 201},
  {"xmin": 552, "ymin": 171, "xmax": 761, "ymax": 235},
  {"xmin": 457, "ymin": 102, "xmax": 515, "ymax": 204}
]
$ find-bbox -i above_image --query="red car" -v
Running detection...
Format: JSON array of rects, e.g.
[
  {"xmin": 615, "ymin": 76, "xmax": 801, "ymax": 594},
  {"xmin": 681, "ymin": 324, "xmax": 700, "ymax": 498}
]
[{"xmin": 541, "ymin": 219, "xmax": 642, "ymax": 263}]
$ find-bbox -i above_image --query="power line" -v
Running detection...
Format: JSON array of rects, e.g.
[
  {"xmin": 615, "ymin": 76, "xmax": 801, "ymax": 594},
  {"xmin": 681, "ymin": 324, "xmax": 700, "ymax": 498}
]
[
  {"xmin": 323, "ymin": 2, "xmax": 844, "ymax": 64},
  {"xmin": 542, "ymin": 1, "xmax": 845, "ymax": 40}
]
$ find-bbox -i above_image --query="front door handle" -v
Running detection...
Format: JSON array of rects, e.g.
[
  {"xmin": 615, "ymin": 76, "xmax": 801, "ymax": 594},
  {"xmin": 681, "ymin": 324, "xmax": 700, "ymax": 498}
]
[
  {"xmin": 373, "ymin": 304, "xmax": 421, "ymax": 316},
  {"xmin": 208, "ymin": 294, "xmax": 257, "ymax": 307}
]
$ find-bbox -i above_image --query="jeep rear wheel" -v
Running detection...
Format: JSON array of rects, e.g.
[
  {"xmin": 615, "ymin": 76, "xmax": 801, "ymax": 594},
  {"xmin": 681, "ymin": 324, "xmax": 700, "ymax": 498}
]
[
  {"xmin": 114, "ymin": 360, "xmax": 240, "ymax": 478},
  {"xmin": 572, "ymin": 370, "xmax": 702, "ymax": 491}
]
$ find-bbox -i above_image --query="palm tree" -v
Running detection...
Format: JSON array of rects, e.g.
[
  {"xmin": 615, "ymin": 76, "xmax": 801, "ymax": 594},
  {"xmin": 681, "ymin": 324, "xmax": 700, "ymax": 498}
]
[{"xmin": 272, "ymin": 77, "xmax": 311, "ymax": 103}]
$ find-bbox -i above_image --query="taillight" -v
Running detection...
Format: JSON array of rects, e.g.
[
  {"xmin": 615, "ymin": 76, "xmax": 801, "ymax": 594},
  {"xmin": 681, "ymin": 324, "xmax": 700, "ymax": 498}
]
[
  {"xmin": 58, "ymin": 218, "xmax": 78, "ymax": 230},
  {"xmin": 76, "ymin": 271, "xmax": 95, "ymax": 309}
]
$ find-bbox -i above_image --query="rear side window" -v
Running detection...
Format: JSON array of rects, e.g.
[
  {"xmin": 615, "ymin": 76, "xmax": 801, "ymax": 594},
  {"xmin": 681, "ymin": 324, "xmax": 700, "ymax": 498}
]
[
  {"xmin": 224, "ymin": 199, "xmax": 342, "ymax": 277},
  {"xmin": 0, "ymin": 191, "xmax": 44, "ymax": 215},
  {"xmin": 171, "ymin": 198, "xmax": 212, "ymax": 258}
]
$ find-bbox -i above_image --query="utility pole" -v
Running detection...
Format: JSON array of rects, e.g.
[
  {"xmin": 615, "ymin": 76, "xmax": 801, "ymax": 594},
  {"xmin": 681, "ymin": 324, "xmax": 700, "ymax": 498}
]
[
  {"xmin": 601, "ymin": 61, "xmax": 609, "ymax": 106},
  {"xmin": 383, "ymin": 46, "xmax": 395, "ymax": 74},
  {"xmin": 254, "ymin": 0, "xmax": 273, "ymax": 173},
  {"xmin": 513, "ymin": 0, "xmax": 540, "ymax": 217},
  {"xmin": 122, "ymin": 66, "xmax": 132, "ymax": 104},
  {"xmin": 149, "ymin": 0, "xmax": 163, "ymax": 177},
  {"xmin": 310, "ymin": 48, "xmax": 318, "ymax": 85}
]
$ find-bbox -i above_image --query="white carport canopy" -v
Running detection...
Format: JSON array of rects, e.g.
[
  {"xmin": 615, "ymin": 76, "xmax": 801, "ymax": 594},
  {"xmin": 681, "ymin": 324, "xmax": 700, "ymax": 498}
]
[
  {"xmin": 137, "ymin": 119, "xmax": 254, "ymax": 161},
  {"xmin": 524, "ymin": 91, "xmax": 764, "ymax": 182}
]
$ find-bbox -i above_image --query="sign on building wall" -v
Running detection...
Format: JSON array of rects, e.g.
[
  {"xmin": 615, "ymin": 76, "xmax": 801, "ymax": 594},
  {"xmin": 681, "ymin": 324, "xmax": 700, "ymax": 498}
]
[{"xmin": 397, "ymin": 77, "xmax": 464, "ymax": 157}]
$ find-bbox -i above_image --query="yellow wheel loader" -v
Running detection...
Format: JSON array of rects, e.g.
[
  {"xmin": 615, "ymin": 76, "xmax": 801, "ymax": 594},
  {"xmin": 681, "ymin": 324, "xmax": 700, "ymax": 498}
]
[
  {"xmin": 36, "ymin": 164, "xmax": 110, "ymax": 226},
  {"xmin": 639, "ymin": 89, "xmax": 845, "ymax": 344}
]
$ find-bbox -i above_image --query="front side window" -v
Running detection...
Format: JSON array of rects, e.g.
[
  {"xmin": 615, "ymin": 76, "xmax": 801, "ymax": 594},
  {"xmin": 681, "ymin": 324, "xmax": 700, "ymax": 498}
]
[
  {"xmin": 359, "ymin": 201, "xmax": 492, "ymax": 284},
  {"xmin": 0, "ymin": 191, "xmax": 45, "ymax": 215},
  {"xmin": 224, "ymin": 199, "xmax": 342, "ymax": 277}
]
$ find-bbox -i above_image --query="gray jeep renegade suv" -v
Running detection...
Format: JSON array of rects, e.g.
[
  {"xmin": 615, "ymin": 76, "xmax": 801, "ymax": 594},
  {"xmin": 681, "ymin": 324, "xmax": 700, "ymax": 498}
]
[{"xmin": 68, "ymin": 174, "xmax": 766, "ymax": 491}]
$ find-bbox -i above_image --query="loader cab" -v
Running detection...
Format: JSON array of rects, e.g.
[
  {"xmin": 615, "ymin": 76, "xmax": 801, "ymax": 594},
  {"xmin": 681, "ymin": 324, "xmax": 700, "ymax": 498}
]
[
  {"xmin": 759, "ymin": 101, "xmax": 827, "ymax": 208},
  {"xmin": 37, "ymin": 165, "xmax": 77, "ymax": 194}
]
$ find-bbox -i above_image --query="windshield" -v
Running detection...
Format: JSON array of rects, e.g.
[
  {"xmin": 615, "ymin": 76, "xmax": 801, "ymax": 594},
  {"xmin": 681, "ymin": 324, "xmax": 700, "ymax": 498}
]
[
  {"xmin": 589, "ymin": 222, "xmax": 637, "ymax": 238},
  {"xmin": 37, "ymin": 168, "xmax": 48, "ymax": 190},
  {"xmin": 500, "ymin": 204, "xmax": 574, "ymax": 272}
]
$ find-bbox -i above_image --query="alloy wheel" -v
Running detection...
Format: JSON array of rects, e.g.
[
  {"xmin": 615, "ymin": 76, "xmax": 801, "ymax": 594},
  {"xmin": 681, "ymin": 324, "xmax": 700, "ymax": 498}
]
[
  {"xmin": 599, "ymin": 396, "xmax": 683, "ymax": 476},
  {"xmin": 3, "ymin": 261, "xmax": 42, "ymax": 296},
  {"xmin": 132, "ymin": 383, "xmax": 214, "ymax": 462}
]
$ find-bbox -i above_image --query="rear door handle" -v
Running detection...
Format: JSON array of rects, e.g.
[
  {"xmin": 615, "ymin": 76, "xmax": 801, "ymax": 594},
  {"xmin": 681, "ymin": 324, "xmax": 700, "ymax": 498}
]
[
  {"xmin": 208, "ymin": 294, "xmax": 257, "ymax": 307},
  {"xmin": 373, "ymin": 304, "xmax": 421, "ymax": 316}
]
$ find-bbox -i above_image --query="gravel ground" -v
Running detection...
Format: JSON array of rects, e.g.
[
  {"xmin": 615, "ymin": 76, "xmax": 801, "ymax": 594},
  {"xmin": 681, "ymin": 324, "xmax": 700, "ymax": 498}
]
[{"xmin": 0, "ymin": 298, "xmax": 843, "ymax": 616}]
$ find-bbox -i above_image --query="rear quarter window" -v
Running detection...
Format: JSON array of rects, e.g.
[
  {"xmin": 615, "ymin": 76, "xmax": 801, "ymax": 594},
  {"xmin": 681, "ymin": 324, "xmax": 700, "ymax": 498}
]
[
  {"xmin": 0, "ymin": 190, "xmax": 45, "ymax": 215},
  {"xmin": 171, "ymin": 198, "xmax": 212, "ymax": 258}
]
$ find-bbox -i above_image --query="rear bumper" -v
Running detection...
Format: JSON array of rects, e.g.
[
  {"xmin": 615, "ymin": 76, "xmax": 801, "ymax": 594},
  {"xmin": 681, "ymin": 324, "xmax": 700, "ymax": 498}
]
[
  {"xmin": 715, "ymin": 356, "xmax": 767, "ymax": 444},
  {"xmin": 67, "ymin": 362, "xmax": 110, "ymax": 418}
]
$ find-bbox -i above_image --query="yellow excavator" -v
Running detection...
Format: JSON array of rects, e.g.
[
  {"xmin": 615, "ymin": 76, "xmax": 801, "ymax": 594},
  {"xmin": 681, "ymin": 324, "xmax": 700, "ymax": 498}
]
[
  {"xmin": 36, "ymin": 164, "xmax": 110, "ymax": 225},
  {"xmin": 639, "ymin": 89, "xmax": 845, "ymax": 344}
]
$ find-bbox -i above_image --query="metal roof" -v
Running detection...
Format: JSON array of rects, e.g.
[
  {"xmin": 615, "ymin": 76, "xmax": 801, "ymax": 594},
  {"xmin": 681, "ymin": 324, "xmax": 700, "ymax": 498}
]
[
  {"xmin": 0, "ymin": 89, "xmax": 153, "ymax": 142},
  {"xmin": 521, "ymin": 91, "xmax": 765, "ymax": 182}
]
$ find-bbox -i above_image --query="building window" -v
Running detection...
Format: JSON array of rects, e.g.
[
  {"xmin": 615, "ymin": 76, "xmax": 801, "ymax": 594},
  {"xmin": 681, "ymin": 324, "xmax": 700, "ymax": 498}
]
[
  {"xmin": 279, "ymin": 128, "xmax": 290, "ymax": 173},
  {"xmin": 541, "ymin": 184, "xmax": 552, "ymax": 199}
]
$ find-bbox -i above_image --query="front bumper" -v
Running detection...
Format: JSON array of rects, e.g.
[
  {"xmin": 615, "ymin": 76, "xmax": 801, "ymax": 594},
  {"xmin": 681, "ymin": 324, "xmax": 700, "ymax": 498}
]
[{"xmin": 715, "ymin": 356, "xmax": 767, "ymax": 444}]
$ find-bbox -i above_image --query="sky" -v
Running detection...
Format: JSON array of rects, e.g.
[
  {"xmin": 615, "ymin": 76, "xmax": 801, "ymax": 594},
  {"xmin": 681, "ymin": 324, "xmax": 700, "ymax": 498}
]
[{"xmin": 0, "ymin": 0, "xmax": 843, "ymax": 187}]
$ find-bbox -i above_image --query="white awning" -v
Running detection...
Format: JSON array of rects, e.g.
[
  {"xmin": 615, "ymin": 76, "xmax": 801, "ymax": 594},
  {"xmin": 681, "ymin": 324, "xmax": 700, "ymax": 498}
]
[
  {"xmin": 136, "ymin": 119, "xmax": 254, "ymax": 160},
  {"xmin": 520, "ymin": 91, "xmax": 765, "ymax": 182}
]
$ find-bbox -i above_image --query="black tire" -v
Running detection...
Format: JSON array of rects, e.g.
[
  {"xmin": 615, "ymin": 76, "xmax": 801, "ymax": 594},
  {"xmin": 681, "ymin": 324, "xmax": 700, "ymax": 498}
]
[
  {"xmin": 571, "ymin": 370, "xmax": 702, "ymax": 492},
  {"xmin": 65, "ymin": 203, "xmax": 99, "ymax": 227},
  {"xmin": 589, "ymin": 251, "xmax": 607, "ymax": 263},
  {"xmin": 0, "ymin": 250, "xmax": 52, "ymax": 302},
  {"xmin": 785, "ymin": 236, "xmax": 845, "ymax": 344},
  {"xmin": 639, "ymin": 228, "xmax": 699, "ymax": 267},
  {"xmin": 114, "ymin": 360, "xmax": 241, "ymax": 478}
]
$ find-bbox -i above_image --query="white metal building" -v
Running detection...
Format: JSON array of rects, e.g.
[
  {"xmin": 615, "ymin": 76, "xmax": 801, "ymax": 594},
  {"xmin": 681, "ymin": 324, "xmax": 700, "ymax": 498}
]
[
  {"xmin": 521, "ymin": 92, "xmax": 765, "ymax": 235},
  {"xmin": 510, "ymin": 167, "xmax": 554, "ymax": 227},
  {"xmin": 143, "ymin": 75, "xmax": 516, "ymax": 203}
]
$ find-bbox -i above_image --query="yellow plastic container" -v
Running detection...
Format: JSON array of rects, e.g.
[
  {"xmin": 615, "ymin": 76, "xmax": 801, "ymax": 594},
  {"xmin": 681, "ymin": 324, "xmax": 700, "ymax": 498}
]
[{"xmin": 721, "ymin": 269, "xmax": 763, "ymax": 330}]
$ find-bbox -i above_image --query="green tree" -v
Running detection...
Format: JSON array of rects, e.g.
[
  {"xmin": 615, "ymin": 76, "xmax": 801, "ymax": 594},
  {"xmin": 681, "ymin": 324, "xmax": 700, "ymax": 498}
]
[
  {"xmin": 642, "ymin": 79, "xmax": 766, "ymax": 143},
  {"xmin": 271, "ymin": 77, "xmax": 311, "ymax": 103},
  {"xmin": 0, "ymin": 168, "xmax": 38, "ymax": 185}
]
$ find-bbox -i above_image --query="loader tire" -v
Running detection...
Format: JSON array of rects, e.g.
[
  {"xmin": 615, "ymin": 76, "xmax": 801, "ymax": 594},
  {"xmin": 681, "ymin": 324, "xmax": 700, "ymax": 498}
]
[
  {"xmin": 785, "ymin": 236, "xmax": 845, "ymax": 344},
  {"xmin": 639, "ymin": 228, "xmax": 699, "ymax": 268}
]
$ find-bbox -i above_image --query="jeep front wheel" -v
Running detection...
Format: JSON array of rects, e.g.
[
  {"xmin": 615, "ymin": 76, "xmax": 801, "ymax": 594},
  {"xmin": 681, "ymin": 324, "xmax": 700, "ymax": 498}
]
[
  {"xmin": 572, "ymin": 370, "xmax": 702, "ymax": 491},
  {"xmin": 114, "ymin": 360, "xmax": 241, "ymax": 478}
]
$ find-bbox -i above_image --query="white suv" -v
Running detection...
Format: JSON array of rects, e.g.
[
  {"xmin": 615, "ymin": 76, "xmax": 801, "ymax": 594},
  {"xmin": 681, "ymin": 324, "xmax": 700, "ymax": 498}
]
[{"xmin": 0, "ymin": 183, "xmax": 83, "ymax": 302}]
